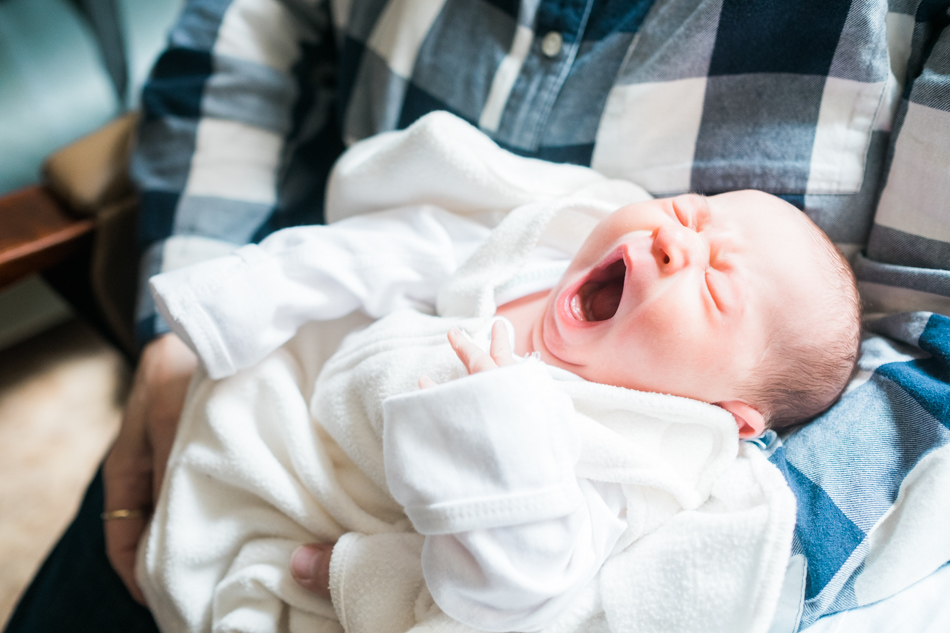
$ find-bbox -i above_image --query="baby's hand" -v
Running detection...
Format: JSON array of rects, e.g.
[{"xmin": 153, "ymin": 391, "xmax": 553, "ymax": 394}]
[
  {"xmin": 418, "ymin": 321, "xmax": 517, "ymax": 388},
  {"xmin": 450, "ymin": 321, "xmax": 518, "ymax": 374}
]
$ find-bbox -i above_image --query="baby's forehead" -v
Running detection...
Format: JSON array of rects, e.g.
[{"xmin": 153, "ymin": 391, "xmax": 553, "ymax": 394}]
[
  {"xmin": 752, "ymin": 229, "xmax": 841, "ymax": 328},
  {"xmin": 707, "ymin": 190, "xmax": 798, "ymax": 224}
]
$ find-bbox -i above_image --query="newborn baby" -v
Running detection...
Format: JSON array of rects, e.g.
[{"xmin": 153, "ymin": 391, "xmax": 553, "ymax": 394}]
[{"xmin": 147, "ymin": 189, "xmax": 860, "ymax": 633}]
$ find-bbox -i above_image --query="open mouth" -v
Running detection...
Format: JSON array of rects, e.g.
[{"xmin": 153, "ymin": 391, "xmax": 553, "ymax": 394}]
[{"xmin": 571, "ymin": 256, "xmax": 626, "ymax": 322}]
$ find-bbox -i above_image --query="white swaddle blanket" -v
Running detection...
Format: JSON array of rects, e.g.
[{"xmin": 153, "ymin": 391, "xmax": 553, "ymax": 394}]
[{"xmin": 138, "ymin": 112, "xmax": 797, "ymax": 633}]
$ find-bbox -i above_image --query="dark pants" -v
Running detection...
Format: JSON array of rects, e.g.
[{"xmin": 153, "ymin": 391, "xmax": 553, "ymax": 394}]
[{"xmin": 4, "ymin": 469, "xmax": 159, "ymax": 633}]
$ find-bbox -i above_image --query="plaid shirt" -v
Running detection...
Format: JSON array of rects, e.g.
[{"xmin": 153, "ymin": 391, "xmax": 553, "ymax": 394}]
[
  {"xmin": 133, "ymin": 0, "xmax": 950, "ymax": 340},
  {"xmin": 132, "ymin": 0, "xmax": 950, "ymax": 629}
]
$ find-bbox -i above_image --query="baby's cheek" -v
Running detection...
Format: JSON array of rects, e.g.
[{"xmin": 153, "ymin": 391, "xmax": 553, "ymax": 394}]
[
  {"xmin": 640, "ymin": 300, "xmax": 696, "ymax": 346},
  {"xmin": 640, "ymin": 310, "xmax": 715, "ymax": 381},
  {"xmin": 627, "ymin": 316, "xmax": 692, "ymax": 374}
]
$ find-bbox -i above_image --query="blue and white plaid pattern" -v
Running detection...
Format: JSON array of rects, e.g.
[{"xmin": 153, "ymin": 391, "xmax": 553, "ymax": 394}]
[
  {"xmin": 132, "ymin": 0, "xmax": 950, "ymax": 629},
  {"xmin": 764, "ymin": 311, "xmax": 950, "ymax": 629}
]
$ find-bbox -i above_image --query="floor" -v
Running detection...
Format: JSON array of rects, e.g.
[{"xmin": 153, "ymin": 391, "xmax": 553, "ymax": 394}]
[{"xmin": 0, "ymin": 319, "xmax": 129, "ymax": 627}]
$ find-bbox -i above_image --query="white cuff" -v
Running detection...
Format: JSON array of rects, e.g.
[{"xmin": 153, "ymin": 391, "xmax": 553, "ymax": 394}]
[{"xmin": 383, "ymin": 361, "xmax": 582, "ymax": 534}]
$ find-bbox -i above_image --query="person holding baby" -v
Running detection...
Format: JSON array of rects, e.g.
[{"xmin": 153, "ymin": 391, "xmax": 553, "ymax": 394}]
[
  {"xmin": 6, "ymin": 0, "xmax": 950, "ymax": 632},
  {"xmin": 138, "ymin": 143, "xmax": 860, "ymax": 629}
]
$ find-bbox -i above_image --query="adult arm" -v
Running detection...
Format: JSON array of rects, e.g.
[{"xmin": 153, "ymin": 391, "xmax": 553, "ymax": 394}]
[
  {"xmin": 110, "ymin": 204, "xmax": 487, "ymax": 600},
  {"xmin": 103, "ymin": 332, "xmax": 196, "ymax": 604},
  {"xmin": 106, "ymin": 0, "xmax": 334, "ymax": 600},
  {"xmin": 132, "ymin": 0, "xmax": 336, "ymax": 343},
  {"xmin": 857, "ymin": 7, "xmax": 950, "ymax": 310}
]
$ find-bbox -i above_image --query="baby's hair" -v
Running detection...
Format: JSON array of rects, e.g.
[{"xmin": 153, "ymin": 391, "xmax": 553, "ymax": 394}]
[{"xmin": 741, "ymin": 214, "xmax": 862, "ymax": 430}]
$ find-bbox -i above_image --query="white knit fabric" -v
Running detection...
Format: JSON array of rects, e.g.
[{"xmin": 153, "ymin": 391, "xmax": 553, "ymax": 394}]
[{"xmin": 139, "ymin": 112, "xmax": 796, "ymax": 633}]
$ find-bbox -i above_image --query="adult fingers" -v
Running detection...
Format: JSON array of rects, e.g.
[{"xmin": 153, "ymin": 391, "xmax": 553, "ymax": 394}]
[
  {"xmin": 101, "ymin": 476, "xmax": 151, "ymax": 604},
  {"xmin": 103, "ymin": 382, "xmax": 154, "ymax": 605},
  {"xmin": 489, "ymin": 320, "xmax": 517, "ymax": 367},
  {"xmin": 447, "ymin": 328, "xmax": 497, "ymax": 374},
  {"xmin": 291, "ymin": 543, "xmax": 334, "ymax": 599},
  {"xmin": 103, "ymin": 334, "xmax": 197, "ymax": 604}
]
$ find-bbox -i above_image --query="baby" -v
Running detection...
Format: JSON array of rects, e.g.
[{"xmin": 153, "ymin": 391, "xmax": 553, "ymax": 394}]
[{"xmin": 145, "ymin": 188, "xmax": 860, "ymax": 633}]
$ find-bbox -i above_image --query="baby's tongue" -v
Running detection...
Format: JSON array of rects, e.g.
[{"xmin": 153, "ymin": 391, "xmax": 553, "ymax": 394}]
[{"xmin": 585, "ymin": 281, "xmax": 623, "ymax": 321}]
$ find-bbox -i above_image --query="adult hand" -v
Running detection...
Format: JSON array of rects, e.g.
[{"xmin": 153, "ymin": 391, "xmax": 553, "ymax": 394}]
[
  {"xmin": 291, "ymin": 543, "xmax": 334, "ymax": 599},
  {"xmin": 103, "ymin": 333, "xmax": 197, "ymax": 604}
]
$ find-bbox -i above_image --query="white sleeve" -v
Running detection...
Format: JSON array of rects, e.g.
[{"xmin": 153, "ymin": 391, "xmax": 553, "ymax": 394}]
[
  {"xmin": 148, "ymin": 207, "xmax": 490, "ymax": 378},
  {"xmin": 382, "ymin": 361, "xmax": 627, "ymax": 632}
]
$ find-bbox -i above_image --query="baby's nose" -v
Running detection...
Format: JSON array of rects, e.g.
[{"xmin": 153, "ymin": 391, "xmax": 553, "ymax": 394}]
[{"xmin": 653, "ymin": 224, "xmax": 705, "ymax": 273}]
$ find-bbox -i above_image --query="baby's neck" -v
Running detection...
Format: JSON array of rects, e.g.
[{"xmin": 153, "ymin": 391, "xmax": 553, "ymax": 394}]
[{"xmin": 496, "ymin": 290, "xmax": 550, "ymax": 356}]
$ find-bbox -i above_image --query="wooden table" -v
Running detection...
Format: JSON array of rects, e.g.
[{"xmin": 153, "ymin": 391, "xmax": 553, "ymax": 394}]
[{"xmin": 0, "ymin": 186, "xmax": 95, "ymax": 290}]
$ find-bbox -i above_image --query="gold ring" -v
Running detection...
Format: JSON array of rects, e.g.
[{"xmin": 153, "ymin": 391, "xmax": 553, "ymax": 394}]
[{"xmin": 100, "ymin": 508, "xmax": 147, "ymax": 520}]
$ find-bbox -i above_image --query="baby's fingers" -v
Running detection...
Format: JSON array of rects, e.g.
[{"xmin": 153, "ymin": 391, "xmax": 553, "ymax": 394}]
[
  {"xmin": 489, "ymin": 320, "xmax": 517, "ymax": 367},
  {"xmin": 418, "ymin": 375, "xmax": 438, "ymax": 389},
  {"xmin": 447, "ymin": 328, "xmax": 498, "ymax": 375}
]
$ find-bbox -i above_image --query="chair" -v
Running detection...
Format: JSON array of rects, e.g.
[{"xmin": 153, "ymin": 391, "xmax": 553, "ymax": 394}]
[
  {"xmin": 0, "ymin": 0, "xmax": 182, "ymax": 356},
  {"xmin": 0, "ymin": 115, "xmax": 139, "ymax": 356}
]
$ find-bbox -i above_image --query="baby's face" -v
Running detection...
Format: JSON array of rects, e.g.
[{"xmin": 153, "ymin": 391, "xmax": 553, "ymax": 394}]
[{"xmin": 532, "ymin": 190, "xmax": 825, "ymax": 406}]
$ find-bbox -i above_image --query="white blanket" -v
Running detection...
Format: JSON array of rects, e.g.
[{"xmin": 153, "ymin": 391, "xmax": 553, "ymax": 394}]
[{"xmin": 138, "ymin": 112, "xmax": 797, "ymax": 633}]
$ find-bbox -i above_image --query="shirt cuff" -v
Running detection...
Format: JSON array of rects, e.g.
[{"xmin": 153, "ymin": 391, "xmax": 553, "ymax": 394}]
[{"xmin": 383, "ymin": 360, "xmax": 582, "ymax": 534}]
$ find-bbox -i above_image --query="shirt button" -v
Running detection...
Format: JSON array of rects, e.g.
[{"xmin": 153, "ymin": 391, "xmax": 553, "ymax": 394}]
[{"xmin": 541, "ymin": 31, "xmax": 563, "ymax": 58}]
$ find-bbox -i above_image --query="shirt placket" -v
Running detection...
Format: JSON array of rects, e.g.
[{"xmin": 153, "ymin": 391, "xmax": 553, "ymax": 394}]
[{"xmin": 497, "ymin": 0, "xmax": 597, "ymax": 152}]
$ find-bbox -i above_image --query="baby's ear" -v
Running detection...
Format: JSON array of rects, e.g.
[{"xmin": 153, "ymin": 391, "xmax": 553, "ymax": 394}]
[{"xmin": 717, "ymin": 400, "xmax": 767, "ymax": 439}]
